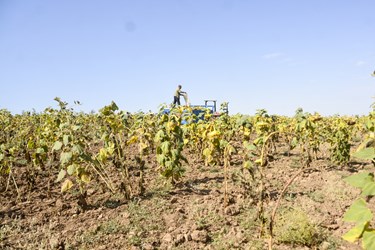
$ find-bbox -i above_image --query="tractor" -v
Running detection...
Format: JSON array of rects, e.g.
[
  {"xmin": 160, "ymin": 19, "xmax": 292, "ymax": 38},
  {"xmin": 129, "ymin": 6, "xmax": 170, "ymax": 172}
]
[{"xmin": 163, "ymin": 92, "xmax": 229, "ymax": 124}]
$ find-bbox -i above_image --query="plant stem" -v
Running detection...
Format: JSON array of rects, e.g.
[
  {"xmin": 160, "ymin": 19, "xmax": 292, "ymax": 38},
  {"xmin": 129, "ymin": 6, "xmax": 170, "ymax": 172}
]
[{"xmin": 268, "ymin": 165, "xmax": 311, "ymax": 250}]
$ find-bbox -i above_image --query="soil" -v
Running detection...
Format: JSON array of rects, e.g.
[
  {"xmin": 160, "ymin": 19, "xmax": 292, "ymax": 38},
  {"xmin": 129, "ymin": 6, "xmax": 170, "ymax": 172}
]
[{"xmin": 0, "ymin": 142, "xmax": 371, "ymax": 250}]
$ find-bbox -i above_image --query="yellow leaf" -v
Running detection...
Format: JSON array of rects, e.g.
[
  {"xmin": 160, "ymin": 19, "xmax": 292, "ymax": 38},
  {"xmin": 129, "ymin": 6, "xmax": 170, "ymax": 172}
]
[
  {"xmin": 139, "ymin": 142, "xmax": 148, "ymax": 153},
  {"xmin": 244, "ymin": 128, "xmax": 251, "ymax": 137},
  {"xmin": 127, "ymin": 135, "xmax": 138, "ymax": 145},
  {"xmin": 61, "ymin": 179, "xmax": 73, "ymax": 192},
  {"xmin": 342, "ymin": 221, "xmax": 367, "ymax": 243},
  {"xmin": 80, "ymin": 173, "xmax": 91, "ymax": 183},
  {"xmin": 243, "ymin": 161, "xmax": 252, "ymax": 169},
  {"xmin": 207, "ymin": 130, "xmax": 220, "ymax": 139},
  {"xmin": 255, "ymin": 158, "xmax": 263, "ymax": 165}
]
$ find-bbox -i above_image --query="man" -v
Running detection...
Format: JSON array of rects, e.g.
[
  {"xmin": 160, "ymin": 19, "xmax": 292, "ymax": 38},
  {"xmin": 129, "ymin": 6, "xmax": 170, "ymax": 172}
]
[{"xmin": 173, "ymin": 85, "xmax": 186, "ymax": 105}]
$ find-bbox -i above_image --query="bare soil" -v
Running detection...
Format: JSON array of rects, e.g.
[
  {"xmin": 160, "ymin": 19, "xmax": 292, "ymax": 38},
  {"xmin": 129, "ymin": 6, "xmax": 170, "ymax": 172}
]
[{"xmin": 0, "ymin": 143, "xmax": 371, "ymax": 250}]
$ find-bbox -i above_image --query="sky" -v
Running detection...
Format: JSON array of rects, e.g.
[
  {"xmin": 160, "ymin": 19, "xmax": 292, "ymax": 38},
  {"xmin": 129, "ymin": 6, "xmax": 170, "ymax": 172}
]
[{"xmin": 0, "ymin": 0, "xmax": 374, "ymax": 116}]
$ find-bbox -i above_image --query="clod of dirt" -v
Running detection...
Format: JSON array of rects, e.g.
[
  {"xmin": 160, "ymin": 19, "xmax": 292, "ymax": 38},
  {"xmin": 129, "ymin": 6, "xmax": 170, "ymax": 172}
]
[
  {"xmin": 162, "ymin": 233, "xmax": 173, "ymax": 243},
  {"xmin": 163, "ymin": 213, "xmax": 179, "ymax": 228},
  {"xmin": 320, "ymin": 241, "xmax": 332, "ymax": 250},
  {"xmin": 142, "ymin": 243, "xmax": 154, "ymax": 250},
  {"xmin": 184, "ymin": 233, "xmax": 192, "ymax": 242},
  {"xmin": 174, "ymin": 234, "xmax": 185, "ymax": 246},
  {"xmin": 191, "ymin": 230, "xmax": 208, "ymax": 243},
  {"xmin": 49, "ymin": 235, "xmax": 65, "ymax": 250},
  {"xmin": 176, "ymin": 206, "xmax": 185, "ymax": 214},
  {"xmin": 224, "ymin": 205, "xmax": 240, "ymax": 216}
]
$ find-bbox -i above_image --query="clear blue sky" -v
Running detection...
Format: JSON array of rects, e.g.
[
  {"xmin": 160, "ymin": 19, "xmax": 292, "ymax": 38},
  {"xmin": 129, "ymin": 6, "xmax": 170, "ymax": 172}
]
[{"xmin": 1, "ymin": 0, "xmax": 374, "ymax": 116}]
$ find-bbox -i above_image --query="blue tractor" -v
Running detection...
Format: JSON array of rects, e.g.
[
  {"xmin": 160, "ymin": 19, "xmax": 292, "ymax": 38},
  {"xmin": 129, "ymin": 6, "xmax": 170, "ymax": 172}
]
[{"xmin": 163, "ymin": 97, "xmax": 228, "ymax": 124}]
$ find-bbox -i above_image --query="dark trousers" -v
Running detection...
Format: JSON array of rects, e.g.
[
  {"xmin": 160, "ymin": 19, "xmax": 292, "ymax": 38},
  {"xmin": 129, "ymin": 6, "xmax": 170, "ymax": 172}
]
[{"xmin": 173, "ymin": 96, "xmax": 180, "ymax": 105}]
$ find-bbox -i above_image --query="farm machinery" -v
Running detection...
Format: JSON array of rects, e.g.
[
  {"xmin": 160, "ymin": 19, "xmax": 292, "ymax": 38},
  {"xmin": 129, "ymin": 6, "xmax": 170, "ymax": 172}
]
[{"xmin": 163, "ymin": 92, "xmax": 229, "ymax": 123}]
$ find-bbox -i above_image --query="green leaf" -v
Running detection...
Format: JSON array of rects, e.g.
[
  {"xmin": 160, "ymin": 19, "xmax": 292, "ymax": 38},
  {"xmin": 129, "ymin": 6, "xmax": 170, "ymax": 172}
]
[
  {"xmin": 362, "ymin": 181, "xmax": 375, "ymax": 196},
  {"xmin": 253, "ymin": 137, "xmax": 263, "ymax": 145},
  {"xmin": 291, "ymin": 137, "xmax": 298, "ymax": 148},
  {"xmin": 60, "ymin": 151, "xmax": 73, "ymax": 166},
  {"xmin": 56, "ymin": 169, "xmax": 66, "ymax": 182},
  {"xmin": 52, "ymin": 141, "xmax": 63, "ymax": 151},
  {"xmin": 110, "ymin": 101, "xmax": 119, "ymax": 111},
  {"xmin": 63, "ymin": 135, "xmax": 69, "ymax": 146},
  {"xmin": 67, "ymin": 164, "xmax": 76, "ymax": 175},
  {"xmin": 171, "ymin": 149, "xmax": 179, "ymax": 161},
  {"xmin": 344, "ymin": 172, "xmax": 374, "ymax": 188},
  {"xmin": 36, "ymin": 147, "xmax": 45, "ymax": 154},
  {"xmin": 243, "ymin": 141, "xmax": 256, "ymax": 151},
  {"xmin": 156, "ymin": 154, "xmax": 165, "ymax": 165},
  {"xmin": 16, "ymin": 159, "xmax": 28, "ymax": 165},
  {"xmin": 27, "ymin": 140, "xmax": 34, "ymax": 149},
  {"xmin": 72, "ymin": 144, "xmax": 83, "ymax": 155},
  {"xmin": 353, "ymin": 148, "xmax": 375, "ymax": 160},
  {"xmin": 180, "ymin": 155, "xmax": 188, "ymax": 163},
  {"xmin": 161, "ymin": 141, "xmax": 171, "ymax": 154},
  {"xmin": 342, "ymin": 221, "xmax": 368, "ymax": 243},
  {"xmin": 155, "ymin": 130, "xmax": 165, "ymax": 142},
  {"xmin": 343, "ymin": 198, "xmax": 372, "ymax": 223},
  {"xmin": 61, "ymin": 179, "xmax": 73, "ymax": 192},
  {"xmin": 72, "ymin": 125, "xmax": 81, "ymax": 131},
  {"xmin": 362, "ymin": 230, "xmax": 375, "ymax": 250}
]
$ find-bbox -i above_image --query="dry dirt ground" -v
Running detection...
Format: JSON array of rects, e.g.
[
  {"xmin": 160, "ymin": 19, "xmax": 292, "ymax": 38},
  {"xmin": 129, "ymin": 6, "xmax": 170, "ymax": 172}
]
[{"xmin": 0, "ymin": 143, "xmax": 372, "ymax": 250}]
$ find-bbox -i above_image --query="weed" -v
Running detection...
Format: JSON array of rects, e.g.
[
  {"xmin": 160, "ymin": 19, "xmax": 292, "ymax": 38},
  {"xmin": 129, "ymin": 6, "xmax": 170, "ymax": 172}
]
[
  {"xmin": 307, "ymin": 190, "xmax": 325, "ymax": 203},
  {"xmin": 273, "ymin": 207, "xmax": 323, "ymax": 247}
]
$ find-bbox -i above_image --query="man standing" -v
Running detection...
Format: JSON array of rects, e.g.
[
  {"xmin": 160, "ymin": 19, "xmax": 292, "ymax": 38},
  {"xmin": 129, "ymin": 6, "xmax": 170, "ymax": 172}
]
[{"xmin": 173, "ymin": 85, "xmax": 186, "ymax": 105}]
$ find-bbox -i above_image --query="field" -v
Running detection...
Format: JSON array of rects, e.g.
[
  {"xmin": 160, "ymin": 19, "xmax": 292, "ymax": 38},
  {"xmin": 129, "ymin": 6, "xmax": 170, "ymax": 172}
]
[{"xmin": 1, "ymin": 100, "xmax": 375, "ymax": 250}]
